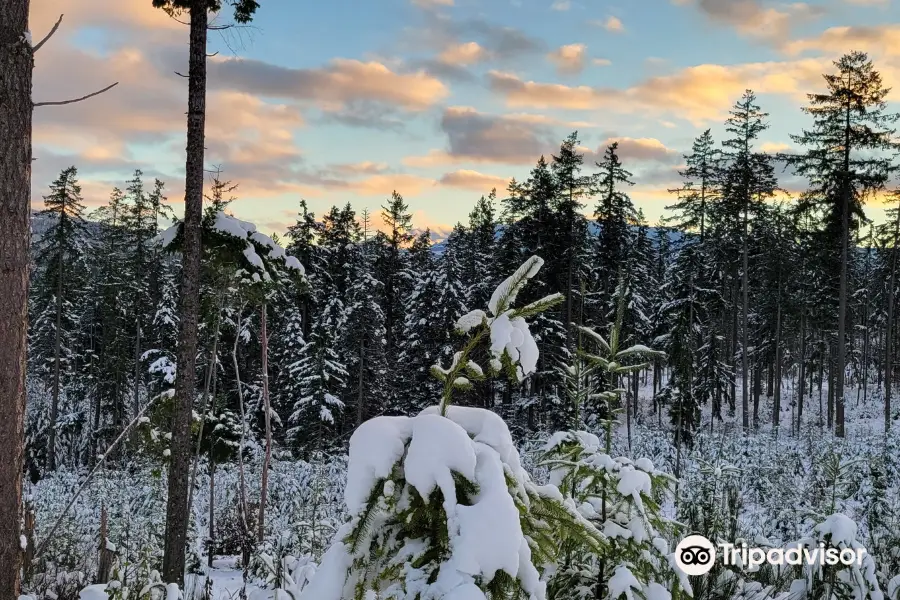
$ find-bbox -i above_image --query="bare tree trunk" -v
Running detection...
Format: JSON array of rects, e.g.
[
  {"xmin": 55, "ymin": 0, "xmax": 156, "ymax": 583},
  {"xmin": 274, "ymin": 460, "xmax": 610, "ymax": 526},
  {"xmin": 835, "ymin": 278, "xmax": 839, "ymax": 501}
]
[
  {"xmin": 187, "ymin": 307, "xmax": 221, "ymax": 522},
  {"xmin": 207, "ymin": 457, "xmax": 215, "ymax": 568},
  {"xmin": 742, "ymin": 206, "xmax": 750, "ymax": 431},
  {"xmin": 48, "ymin": 242, "xmax": 64, "ymax": 471},
  {"xmin": 97, "ymin": 504, "xmax": 113, "ymax": 584},
  {"xmin": 22, "ymin": 497, "xmax": 34, "ymax": 586},
  {"xmin": 753, "ymin": 360, "xmax": 761, "ymax": 429},
  {"xmin": 231, "ymin": 303, "xmax": 252, "ymax": 568},
  {"xmin": 773, "ymin": 298, "xmax": 783, "ymax": 431},
  {"xmin": 798, "ymin": 311, "xmax": 806, "ymax": 435},
  {"xmin": 131, "ymin": 318, "xmax": 141, "ymax": 447},
  {"xmin": 162, "ymin": 0, "xmax": 208, "ymax": 585},
  {"xmin": 828, "ymin": 345, "xmax": 835, "ymax": 429},
  {"xmin": 885, "ymin": 212, "xmax": 899, "ymax": 431},
  {"xmin": 357, "ymin": 337, "xmax": 366, "ymax": 426},
  {"xmin": 0, "ymin": 0, "xmax": 32, "ymax": 593},
  {"xmin": 257, "ymin": 301, "xmax": 272, "ymax": 544},
  {"xmin": 207, "ymin": 342, "xmax": 220, "ymax": 570}
]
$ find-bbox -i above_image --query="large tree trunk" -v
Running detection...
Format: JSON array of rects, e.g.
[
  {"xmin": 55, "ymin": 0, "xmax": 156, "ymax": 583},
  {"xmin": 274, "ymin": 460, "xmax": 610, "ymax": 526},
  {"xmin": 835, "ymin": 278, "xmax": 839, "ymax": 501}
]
[
  {"xmin": 885, "ymin": 213, "xmax": 899, "ymax": 431},
  {"xmin": 162, "ymin": 1, "xmax": 208, "ymax": 585},
  {"xmin": 0, "ymin": 1, "xmax": 32, "ymax": 594},
  {"xmin": 835, "ymin": 84, "xmax": 854, "ymax": 438},
  {"xmin": 741, "ymin": 206, "xmax": 750, "ymax": 431},
  {"xmin": 257, "ymin": 301, "xmax": 272, "ymax": 544},
  {"xmin": 48, "ymin": 236, "xmax": 65, "ymax": 471}
]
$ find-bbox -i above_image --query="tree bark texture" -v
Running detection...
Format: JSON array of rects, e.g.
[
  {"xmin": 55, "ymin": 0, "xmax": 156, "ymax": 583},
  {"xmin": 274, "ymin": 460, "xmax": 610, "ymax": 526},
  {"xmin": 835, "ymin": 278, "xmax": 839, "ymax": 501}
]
[
  {"xmin": 162, "ymin": 1, "xmax": 208, "ymax": 585},
  {"xmin": 0, "ymin": 0, "xmax": 33, "ymax": 595}
]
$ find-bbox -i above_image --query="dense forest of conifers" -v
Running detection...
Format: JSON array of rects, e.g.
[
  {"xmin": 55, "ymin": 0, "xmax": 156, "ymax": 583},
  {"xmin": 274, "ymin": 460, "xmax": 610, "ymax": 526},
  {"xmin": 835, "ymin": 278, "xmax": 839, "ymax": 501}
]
[{"xmin": 23, "ymin": 50, "xmax": 900, "ymax": 487}]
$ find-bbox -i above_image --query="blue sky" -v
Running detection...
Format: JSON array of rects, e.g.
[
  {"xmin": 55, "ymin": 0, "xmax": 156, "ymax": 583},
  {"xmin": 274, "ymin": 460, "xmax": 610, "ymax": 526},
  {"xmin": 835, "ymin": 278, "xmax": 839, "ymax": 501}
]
[{"xmin": 28, "ymin": 0, "xmax": 900, "ymax": 236}]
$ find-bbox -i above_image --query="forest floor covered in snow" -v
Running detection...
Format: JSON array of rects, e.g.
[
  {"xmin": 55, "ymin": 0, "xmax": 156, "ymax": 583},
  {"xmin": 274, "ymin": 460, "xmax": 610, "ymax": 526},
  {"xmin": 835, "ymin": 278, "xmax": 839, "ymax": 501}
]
[{"xmin": 24, "ymin": 381, "xmax": 900, "ymax": 600}]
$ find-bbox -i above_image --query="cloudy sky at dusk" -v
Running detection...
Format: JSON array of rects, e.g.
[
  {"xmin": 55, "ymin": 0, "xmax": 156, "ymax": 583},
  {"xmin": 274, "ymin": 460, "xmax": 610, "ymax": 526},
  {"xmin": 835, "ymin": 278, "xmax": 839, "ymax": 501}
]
[{"xmin": 28, "ymin": 0, "xmax": 900, "ymax": 237}]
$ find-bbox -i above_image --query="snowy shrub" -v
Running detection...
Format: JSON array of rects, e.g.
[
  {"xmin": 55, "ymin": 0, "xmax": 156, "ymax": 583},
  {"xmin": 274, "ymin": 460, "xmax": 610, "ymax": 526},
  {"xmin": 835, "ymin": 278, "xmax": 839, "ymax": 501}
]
[
  {"xmin": 249, "ymin": 532, "xmax": 318, "ymax": 600},
  {"xmin": 540, "ymin": 430, "xmax": 685, "ymax": 600},
  {"xmin": 300, "ymin": 405, "xmax": 604, "ymax": 600},
  {"xmin": 781, "ymin": 513, "xmax": 883, "ymax": 600}
]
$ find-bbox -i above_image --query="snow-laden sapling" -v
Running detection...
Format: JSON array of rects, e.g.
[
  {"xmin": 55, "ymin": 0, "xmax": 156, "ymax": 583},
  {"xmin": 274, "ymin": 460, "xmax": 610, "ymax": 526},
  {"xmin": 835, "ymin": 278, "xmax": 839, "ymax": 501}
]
[
  {"xmin": 300, "ymin": 256, "xmax": 605, "ymax": 600},
  {"xmin": 781, "ymin": 513, "xmax": 883, "ymax": 600},
  {"xmin": 540, "ymin": 431, "xmax": 685, "ymax": 600},
  {"xmin": 541, "ymin": 306, "xmax": 683, "ymax": 600}
]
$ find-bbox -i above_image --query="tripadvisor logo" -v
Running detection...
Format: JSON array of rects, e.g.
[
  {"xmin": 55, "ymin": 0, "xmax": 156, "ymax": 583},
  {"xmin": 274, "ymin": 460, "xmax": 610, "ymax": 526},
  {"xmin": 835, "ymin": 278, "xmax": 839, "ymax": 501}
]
[
  {"xmin": 674, "ymin": 535, "xmax": 867, "ymax": 576},
  {"xmin": 675, "ymin": 535, "xmax": 717, "ymax": 575}
]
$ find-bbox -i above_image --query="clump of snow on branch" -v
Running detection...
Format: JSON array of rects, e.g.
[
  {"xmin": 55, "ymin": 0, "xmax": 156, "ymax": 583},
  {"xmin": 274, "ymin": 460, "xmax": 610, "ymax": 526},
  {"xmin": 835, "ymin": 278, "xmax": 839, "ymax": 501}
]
[
  {"xmin": 156, "ymin": 211, "xmax": 305, "ymax": 281},
  {"xmin": 449, "ymin": 255, "xmax": 561, "ymax": 383}
]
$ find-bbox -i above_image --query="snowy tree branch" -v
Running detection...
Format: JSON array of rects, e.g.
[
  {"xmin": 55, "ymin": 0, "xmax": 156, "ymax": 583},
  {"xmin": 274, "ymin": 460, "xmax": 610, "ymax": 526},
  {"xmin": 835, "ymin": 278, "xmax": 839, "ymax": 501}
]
[
  {"xmin": 33, "ymin": 82, "xmax": 119, "ymax": 108},
  {"xmin": 32, "ymin": 14, "xmax": 63, "ymax": 53}
]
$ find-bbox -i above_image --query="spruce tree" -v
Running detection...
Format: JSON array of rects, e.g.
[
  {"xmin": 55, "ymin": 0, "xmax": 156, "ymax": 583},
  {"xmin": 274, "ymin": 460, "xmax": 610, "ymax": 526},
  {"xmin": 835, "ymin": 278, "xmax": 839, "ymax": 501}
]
[
  {"xmin": 376, "ymin": 191, "xmax": 414, "ymax": 356},
  {"xmin": 551, "ymin": 132, "xmax": 594, "ymax": 349},
  {"xmin": 30, "ymin": 166, "xmax": 89, "ymax": 472},
  {"xmin": 666, "ymin": 129, "xmax": 721, "ymax": 241},
  {"xmin": 346, "ymin": 212, "xmax": 389, "ymax": 427},
  {"xmin": 592, "ymin": 142, "xmax": 637, "ymax": 319},
  {"xmin": 720, "ymin": 90, "xmax": 777, "ymax": 430}
]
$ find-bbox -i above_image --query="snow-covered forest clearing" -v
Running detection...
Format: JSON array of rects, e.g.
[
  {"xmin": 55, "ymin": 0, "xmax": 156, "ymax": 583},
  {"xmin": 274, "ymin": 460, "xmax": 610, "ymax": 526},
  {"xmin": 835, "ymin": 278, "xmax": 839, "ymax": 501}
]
[{"xmin": 5, "ymin": 1, "xmax": 900, "ymax": 599}]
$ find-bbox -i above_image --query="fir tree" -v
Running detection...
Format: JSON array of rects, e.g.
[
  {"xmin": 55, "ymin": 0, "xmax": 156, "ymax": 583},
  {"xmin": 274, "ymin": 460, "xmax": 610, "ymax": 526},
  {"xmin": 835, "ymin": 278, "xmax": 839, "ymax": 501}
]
[{"xmin": 785, "ymin": 51, "xmax": 899, "ymax": 437}]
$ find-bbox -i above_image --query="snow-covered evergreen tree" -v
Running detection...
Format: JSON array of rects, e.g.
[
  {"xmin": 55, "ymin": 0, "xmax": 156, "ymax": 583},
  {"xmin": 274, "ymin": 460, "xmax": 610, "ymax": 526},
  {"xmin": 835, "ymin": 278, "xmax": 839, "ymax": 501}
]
[
  {"xmin": 344, "ymin": 214, "xmax": 389, "ymax": 427},
  {"xmin": 300, "ymin": 256, "xmax": 605, "ymax": 600}
]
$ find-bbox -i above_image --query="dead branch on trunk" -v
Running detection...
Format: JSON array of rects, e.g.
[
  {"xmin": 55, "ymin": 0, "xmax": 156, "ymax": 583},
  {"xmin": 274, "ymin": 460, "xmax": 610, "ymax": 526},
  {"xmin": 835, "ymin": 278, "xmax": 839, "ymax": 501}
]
[
  {"xmin": 32, "ymin": 14, "xmax": 64, "ymax": 53},
  {"xmin": 34, "ymin": 82, "xmax": 119, "ymax": 107}
]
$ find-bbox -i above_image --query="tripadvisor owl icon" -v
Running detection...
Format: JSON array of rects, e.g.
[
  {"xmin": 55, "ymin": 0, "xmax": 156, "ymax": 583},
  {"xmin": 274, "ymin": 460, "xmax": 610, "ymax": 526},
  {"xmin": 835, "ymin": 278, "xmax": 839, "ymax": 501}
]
[{"xmin": 675, "ymin": 535, "xmax": 716, "ymax": 576}]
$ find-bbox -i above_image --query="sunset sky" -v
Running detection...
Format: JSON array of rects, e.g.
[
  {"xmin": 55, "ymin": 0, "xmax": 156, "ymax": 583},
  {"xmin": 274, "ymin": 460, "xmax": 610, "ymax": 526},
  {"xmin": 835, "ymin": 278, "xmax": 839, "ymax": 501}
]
[{"xmin": 28, "ymin": 0, "xmax": 900, "ymax": 237}]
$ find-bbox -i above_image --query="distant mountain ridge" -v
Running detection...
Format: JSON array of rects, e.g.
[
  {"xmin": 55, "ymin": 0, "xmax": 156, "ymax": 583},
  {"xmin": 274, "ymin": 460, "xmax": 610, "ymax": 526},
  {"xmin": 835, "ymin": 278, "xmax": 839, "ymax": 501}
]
[
  {"xmin": 423, "ymin": 223, "xmax": 684, "ymax": 256},
  {"xmin": 31, "ymin": 212, "xmax": 684, "ymax": 257}
]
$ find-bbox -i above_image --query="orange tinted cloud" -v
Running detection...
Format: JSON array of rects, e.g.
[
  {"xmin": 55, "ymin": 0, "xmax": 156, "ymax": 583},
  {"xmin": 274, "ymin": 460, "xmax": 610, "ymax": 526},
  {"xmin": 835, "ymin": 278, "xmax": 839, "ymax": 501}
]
[
  {"xmin": 208, "ymin": 57, "xmax": 450, "ymax": 110},
  {"xmin": 438, "ymin": 41, "xmax": 488, "ymax": 65},
  {"xmin": 760, "ymin": 141, "xmax": 792, "ymax": 153},
  {"xmin": 673, "ymin": 0, "xmax": 823, "ymax": 45},
  {"xmin": 602, "ymin": 16, "xmax": 624, "ymax": 32},
  {"xmin": 30, "ymin": 0, "xmax": 182, "ymax": 36},
  {"xmin": 488, "ymin": 58, "xmax": 831, "ymax": 123},
  {"xmin": 783, "ymin": 25, "xmax": 900, "ymax": 57},
  {"xmin": 592, "ymin": 137, "xmax": 680, "ymax": 163},
  {"xmin": 548, "ymin": 43, "xmax": 588, "ymax": 74},
  {"xmin": 439, "ymin": 169, "xmax": 511, "ymax": 191},
  {"xmin": 345, "ymin": 174, "xmax": 437, "ymax": 197}
]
